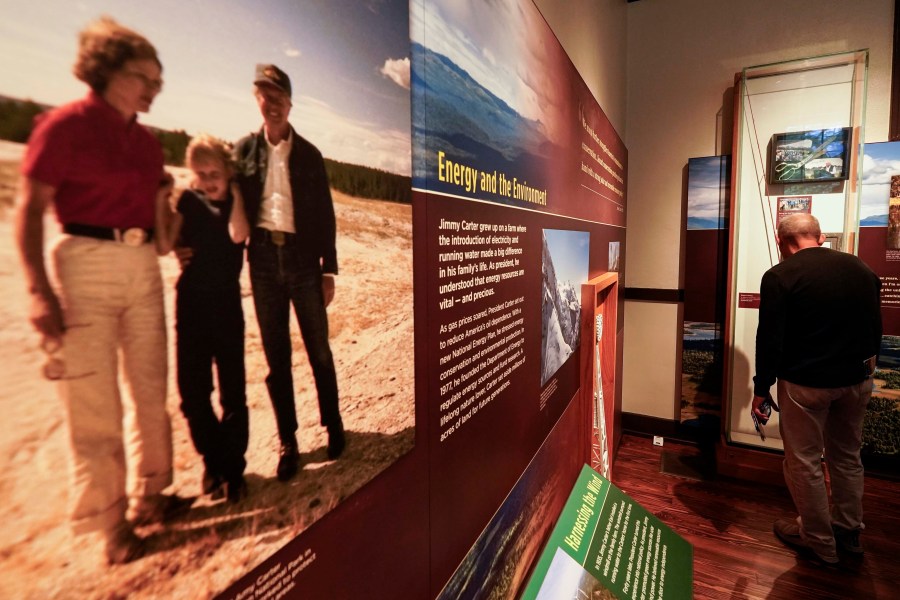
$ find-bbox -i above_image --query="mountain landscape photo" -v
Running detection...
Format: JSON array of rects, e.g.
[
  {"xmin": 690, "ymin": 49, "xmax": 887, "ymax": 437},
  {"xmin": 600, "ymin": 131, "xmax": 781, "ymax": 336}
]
[{"xmin": 540, "ymin": 230, "xmax": 584, "ymax": 387}]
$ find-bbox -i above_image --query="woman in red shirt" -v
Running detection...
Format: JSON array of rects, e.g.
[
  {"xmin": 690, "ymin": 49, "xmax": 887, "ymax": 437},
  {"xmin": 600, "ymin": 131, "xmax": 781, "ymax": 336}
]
[{"xmin": 15, "ymin": 17, "xmax": 187, "ymax": 565}]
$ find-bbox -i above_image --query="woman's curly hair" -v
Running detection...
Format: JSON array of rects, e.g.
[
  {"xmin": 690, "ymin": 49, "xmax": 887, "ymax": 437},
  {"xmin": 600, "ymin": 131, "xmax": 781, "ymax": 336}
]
[{"xmin": 73, "ymin": 16, "xmax": 161, "ymax": 92}]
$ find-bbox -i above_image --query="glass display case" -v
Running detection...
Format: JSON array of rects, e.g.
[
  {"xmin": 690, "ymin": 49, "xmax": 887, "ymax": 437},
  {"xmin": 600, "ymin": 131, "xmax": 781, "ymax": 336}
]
[{"xmin": 722, "ymin": 51, "xmax": 868, "ymax": 456}]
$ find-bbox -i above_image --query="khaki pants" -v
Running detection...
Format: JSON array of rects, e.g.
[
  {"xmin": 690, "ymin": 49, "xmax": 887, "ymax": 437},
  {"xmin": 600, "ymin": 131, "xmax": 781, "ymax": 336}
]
[
  {"xmin": 778, "ymin": 378, "xmax": 871, "ymax": 559},
  {"xmin": 52, "ymin": 235, "xmax": 172, "ymax": 534}
]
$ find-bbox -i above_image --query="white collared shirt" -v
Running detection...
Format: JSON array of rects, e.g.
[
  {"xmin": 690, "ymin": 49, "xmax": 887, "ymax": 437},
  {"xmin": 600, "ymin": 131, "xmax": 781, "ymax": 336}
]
[{"xmin": 258, "ymin": 129, "xmax": 296, "ymax": 233}]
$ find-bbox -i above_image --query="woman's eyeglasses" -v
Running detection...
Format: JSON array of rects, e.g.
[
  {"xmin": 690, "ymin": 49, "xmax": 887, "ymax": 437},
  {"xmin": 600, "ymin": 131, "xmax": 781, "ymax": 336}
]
[{"xmin": 123, "ymin": 70, "xmax": 163, "ymax": 92}]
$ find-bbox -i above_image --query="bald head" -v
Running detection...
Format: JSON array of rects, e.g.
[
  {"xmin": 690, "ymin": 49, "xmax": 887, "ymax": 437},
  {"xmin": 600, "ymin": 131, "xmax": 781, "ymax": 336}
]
[
  {"xmin": 777, "ymin": 213, "xmax": 822, "ymax": 244},
  {"xmin": 777, "ymin": 213, "xmax": 825, "ymax": 258}
]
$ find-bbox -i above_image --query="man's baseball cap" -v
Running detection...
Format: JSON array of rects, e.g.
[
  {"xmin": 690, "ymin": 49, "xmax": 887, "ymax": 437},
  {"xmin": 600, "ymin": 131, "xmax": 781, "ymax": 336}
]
[{"xmin": 254, "ymin": 64, "xmax": 292, "ymax": 98}]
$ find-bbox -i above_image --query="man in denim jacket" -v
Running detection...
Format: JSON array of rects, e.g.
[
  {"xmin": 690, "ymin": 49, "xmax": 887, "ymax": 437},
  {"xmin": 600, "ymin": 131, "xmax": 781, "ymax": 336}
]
[{"xmin": 234, "ymin": 64, "xmax": 344, "ymax": 482}]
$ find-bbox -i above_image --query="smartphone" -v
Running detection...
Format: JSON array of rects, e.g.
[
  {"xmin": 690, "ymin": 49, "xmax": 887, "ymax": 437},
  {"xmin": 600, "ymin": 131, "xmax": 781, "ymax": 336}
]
[{"xmin": 752, "ymin": 398, "xmax": 773, "ymax": 441}]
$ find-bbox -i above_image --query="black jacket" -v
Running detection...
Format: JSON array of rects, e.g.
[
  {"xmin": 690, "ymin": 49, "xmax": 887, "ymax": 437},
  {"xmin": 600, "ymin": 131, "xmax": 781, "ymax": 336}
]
[
  {"xmin": 234, "ymin": 126, "xmax": 338, "ymax": 274},
  {"xmin": 754, "ymin": 246, "xmax": 882, "ymax": 395}
]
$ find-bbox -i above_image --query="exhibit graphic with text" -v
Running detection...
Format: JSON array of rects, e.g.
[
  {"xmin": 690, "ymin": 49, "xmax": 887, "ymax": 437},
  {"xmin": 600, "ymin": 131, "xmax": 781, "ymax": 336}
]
[
  {"xmin": 522, "ymin": 466, "xmax": 693, "ymax": 600},
  {"xmin": 682, "ymin": 156, "xmax": 730, "ymax": 426},
  {"xmin": 412, "ymin": 0, "xmax": 627, "ymax": 592},
  {"xmin": 857, "ymin": 141, "xmax": 900, "ymax": 466}
]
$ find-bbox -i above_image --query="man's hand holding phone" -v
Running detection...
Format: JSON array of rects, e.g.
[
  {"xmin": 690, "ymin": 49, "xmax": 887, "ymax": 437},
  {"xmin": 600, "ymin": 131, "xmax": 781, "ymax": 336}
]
[{"xmin": 751, "ymin": 393, "xmax": 780, "ymax": 441}]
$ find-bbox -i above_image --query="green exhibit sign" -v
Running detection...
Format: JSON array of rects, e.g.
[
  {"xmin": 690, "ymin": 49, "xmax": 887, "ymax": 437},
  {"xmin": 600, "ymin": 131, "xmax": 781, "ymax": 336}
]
[{"xmin": 522, "ymin": 465, "xmax": 692, "ymax": 600}]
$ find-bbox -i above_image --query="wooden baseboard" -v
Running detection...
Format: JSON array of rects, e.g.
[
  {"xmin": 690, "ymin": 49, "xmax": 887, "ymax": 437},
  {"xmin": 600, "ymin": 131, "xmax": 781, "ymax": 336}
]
[
  {"xmin": 621, "ymin": 413, "xmax": 680, "ymax": 438},
  {"xmin": 621, "ymin": 412, "xmax": 719, "ymax": 446},
  {"xmin": 715, "ymin": 439, "xmax": 785, "ymax": 486}
]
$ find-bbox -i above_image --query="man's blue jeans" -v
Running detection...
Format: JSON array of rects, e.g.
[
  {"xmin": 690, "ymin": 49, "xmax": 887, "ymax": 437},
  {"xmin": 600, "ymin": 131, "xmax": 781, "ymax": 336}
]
[{"xmin": 248, "ymin": 230, "xmax": 340, "ymax": 446}]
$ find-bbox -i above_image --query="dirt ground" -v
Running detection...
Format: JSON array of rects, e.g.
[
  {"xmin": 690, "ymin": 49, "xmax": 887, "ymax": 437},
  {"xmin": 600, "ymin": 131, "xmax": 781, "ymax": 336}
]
[{"xmin": 0, "ymin": 142, "xmax": 415, "ymax": 599}]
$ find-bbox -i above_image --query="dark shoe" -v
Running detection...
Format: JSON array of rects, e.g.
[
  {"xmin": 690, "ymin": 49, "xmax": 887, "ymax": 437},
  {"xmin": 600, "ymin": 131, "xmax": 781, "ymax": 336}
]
[
  {"xmin": 105, "ymin": 523, "xmax": 146, "ymax": 565},
  {"xmin": 774, "ymin": 518, "xmax": 838, "ymax": 564},
  {"xmin": 833, "ymin": 525, "xmax": 864, "ymax": 554},
  {"xmin": 202, "ymin": 468, "xmax": 225, "ymax": 498},
  {"xmin": 226, "ymin": 477, "xmax": 248, "ymax": 504},
  {"xmin": 277, "ymin": 444, "xmax": 300, "ymax": 481},
  {"xmin": 210, "ymin": 484, "xmax": 226, "ymax": 501},
  {"xmin": 129, "ymin": 494, "xmax": 195, "ymax": 526},
  {"xmin": 327, "ymin": 422, "xmax": 346, "ymax": 460}
]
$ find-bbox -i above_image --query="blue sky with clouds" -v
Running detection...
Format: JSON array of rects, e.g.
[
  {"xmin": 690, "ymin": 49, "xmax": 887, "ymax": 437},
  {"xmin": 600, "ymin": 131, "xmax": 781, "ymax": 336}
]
[
  {"xmin": 860, "ymin": 141, "xmax": 900, "ymax": 224},
  {"xmin": 687, "ymin": 156, "xmax": 729, "ymax": 229},
  {"xmin": 0, "ymin": 0, "xmax": 411, "ymax": 175},
  {"xmin": 411, "ymin": 0, "xmax": 569, "ymax": 146},
  {"xmin": 544, "ymin": 229, "xmax": 590, "ymax": 286}
]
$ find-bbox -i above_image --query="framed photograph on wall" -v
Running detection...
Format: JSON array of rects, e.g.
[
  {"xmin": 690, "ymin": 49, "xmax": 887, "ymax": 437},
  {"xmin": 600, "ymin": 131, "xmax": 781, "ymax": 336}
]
[
  {"xmin": 775, "ymin": 195, "xmax": 812, "ymax": 227},
  {"xmin": 822, "ymin": 232, "xmax": 844, "ymax": 250},
  {"xmin": 768, "ymin": 127, "xmax": 852, "ymax": 184}
]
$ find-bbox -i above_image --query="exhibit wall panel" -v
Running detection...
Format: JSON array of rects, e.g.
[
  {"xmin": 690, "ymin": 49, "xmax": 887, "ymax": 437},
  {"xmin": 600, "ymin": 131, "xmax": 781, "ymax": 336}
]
[
  {"xmin": 681, "ymin": 156, "xmax": 730, "ymax": 426},
  {"xmin": 412, "ymin": 0, "xmax": 627, "ymax": 596},
  {"xmin": 622, "ymin": 0, "xmax": 893, "ymax": 420},
  {"xmin": 858, "ymin": 141, "xmax": 900, "ymax": 472}
]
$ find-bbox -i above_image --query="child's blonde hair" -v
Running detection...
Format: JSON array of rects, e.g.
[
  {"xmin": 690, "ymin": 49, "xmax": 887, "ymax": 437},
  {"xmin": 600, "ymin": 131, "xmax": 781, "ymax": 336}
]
[{"xmin": 186, "ymin": 133, "xmax": 234, "ymax": 174}]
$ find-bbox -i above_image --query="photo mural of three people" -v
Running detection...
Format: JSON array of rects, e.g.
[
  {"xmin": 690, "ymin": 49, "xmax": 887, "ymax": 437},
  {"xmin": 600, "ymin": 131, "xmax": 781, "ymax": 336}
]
[{"xmin": 15, "ymin": 16, "xmax": 344, "ymax": 566}]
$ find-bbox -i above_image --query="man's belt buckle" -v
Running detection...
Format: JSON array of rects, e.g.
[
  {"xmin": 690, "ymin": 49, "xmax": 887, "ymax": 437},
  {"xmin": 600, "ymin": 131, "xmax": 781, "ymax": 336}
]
[
  {"xmin": 119, "ymin": 228, "xmax": 148, "ymax": 247},
  {"xmin": 271, "ymin": 230, "xmax": 286, "ymax": 246}
]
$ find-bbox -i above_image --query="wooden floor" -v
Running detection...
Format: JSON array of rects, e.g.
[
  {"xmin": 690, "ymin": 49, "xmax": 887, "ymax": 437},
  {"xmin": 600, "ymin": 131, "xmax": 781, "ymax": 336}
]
[{"xmin": 610, "ymin": 434, "xmax": 900, "ymax": 600}]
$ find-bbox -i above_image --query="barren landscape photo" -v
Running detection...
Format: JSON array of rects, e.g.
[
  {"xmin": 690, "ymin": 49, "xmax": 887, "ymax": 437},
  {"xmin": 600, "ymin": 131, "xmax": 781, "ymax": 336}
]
[{"xmin": 0, "ymin": 140, "xmax": 414, "ymax": 599}]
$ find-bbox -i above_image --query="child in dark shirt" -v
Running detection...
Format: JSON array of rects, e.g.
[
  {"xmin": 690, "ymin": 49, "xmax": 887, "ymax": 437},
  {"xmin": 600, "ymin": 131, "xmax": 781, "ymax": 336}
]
[{"xmin": 157, "ymin": 134, "xmax": 250, "ymax": 503}]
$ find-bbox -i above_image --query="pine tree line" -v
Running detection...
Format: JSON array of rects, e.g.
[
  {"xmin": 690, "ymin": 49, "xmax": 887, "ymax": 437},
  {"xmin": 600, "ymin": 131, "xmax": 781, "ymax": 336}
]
[
  {"xmin": 0, "ymin": 99, "xmax": 45, "ymax": 143},
  {"xmin": 325, "ymin": 158, "xmax": 411, "ymax": 204},
  {"xmin": 153, "ymin": 129, "xmax": 190, "ymax": 166}
]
